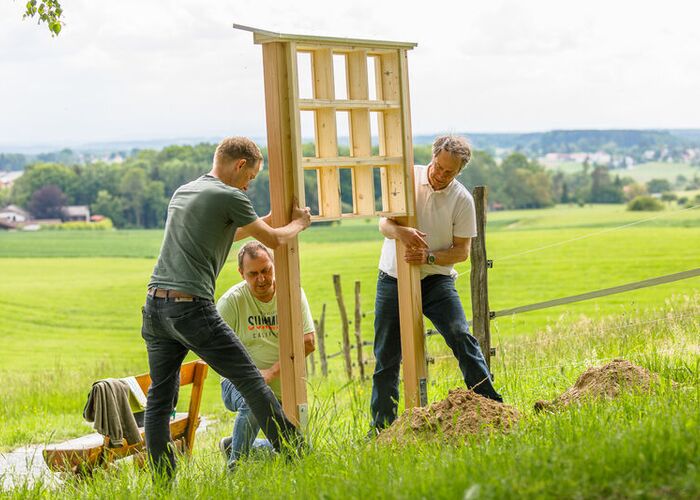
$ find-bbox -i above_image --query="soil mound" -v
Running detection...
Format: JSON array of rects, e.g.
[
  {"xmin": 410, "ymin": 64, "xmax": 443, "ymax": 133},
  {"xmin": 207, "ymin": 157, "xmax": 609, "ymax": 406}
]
[
  {"xmin": 534, "ymin": 359, "xmax": 658, "ymax": 412},
  {"xmin": 377, "ymin": 389, "xmax": 519, "ymax": 445}
]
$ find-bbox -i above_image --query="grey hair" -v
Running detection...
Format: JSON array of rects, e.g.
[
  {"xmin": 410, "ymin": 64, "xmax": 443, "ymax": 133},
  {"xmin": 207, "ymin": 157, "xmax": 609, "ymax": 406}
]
[
  {"xmin": 432, "ymin": 135, "xmax": 472, "ymax": 170},
  {"xmin": 237, "ymin": 241, "xmax": 273, "ymax": 269}
]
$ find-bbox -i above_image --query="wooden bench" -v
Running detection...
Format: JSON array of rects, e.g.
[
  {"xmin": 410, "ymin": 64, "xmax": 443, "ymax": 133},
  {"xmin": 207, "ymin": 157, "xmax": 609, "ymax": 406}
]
[{"xmin": 42, "ymin": 360, "xmax": 208, "ymax": 474}]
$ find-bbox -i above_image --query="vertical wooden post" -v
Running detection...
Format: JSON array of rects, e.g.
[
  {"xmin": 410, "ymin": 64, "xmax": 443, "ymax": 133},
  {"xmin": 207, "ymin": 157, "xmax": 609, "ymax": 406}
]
[
  {"xmin": 470, "ymin": 186, "xmax": 491, "ymax": 369},
  {"xmin": 333, "ymin": 274, "xmax": 353, "ymax": 380},
  {"xmin": 393, "ymin": 48, "xmax": 427, "ymax": 409},
  {"xmin": 317, "ymin": 303, "xmax": 328, "ymax": 377},
  {"xmin": 354, "ymin": 280, "xmax": 365, "ymax": 380},
  {"xmin": 261, "ymin": 41, "xmax": 308, "ymax": 427}
]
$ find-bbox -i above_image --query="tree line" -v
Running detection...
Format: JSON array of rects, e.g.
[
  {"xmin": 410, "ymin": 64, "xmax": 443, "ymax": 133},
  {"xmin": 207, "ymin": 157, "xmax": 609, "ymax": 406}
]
[{"xmin": 2, "ymin": 143, "xmax": 697, "ymax": 228}]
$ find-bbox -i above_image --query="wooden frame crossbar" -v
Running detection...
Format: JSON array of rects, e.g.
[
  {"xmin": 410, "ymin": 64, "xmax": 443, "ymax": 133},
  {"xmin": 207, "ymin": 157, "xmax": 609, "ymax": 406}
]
[{"xmin": 235, "ymin": 24, "xmax": 426, "ymax": 420}]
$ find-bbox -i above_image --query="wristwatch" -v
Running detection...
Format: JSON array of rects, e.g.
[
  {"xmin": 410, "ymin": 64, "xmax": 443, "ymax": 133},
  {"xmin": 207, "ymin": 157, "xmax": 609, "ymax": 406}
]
[{"xmin": 426, "ymin": 252, "xmax": 436, "ymax": 265}]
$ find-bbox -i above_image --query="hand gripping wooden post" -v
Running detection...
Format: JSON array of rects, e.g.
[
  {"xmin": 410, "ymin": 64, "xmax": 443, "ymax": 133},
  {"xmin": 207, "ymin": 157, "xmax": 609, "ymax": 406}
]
[{"xmin": 233, "ymin": 25, "xmax": 426, "ymax": 416}]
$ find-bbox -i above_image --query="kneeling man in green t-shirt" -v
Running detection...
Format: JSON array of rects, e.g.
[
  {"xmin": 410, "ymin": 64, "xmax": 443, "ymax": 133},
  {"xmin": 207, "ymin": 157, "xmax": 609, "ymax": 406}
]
[{"xmin": 217, "ymin": 241, "xmax": 315, "ymax": 470}]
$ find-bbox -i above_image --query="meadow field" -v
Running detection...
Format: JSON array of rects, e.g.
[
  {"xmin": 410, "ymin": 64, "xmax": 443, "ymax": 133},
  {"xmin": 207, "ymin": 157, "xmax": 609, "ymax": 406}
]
[
  {"xmin": 0, "ymin": 203, "xmax": 698, "ymax": 498},
  {"xmin": 543, "ymin": 160, "xmax": 699, "ymax": 185}
]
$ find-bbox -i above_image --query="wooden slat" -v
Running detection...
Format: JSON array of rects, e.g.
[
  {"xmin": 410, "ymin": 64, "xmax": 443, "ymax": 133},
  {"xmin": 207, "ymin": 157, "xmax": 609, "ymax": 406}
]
[
  {"xmin": 397, "ymin": 49, "xmax": 416, "ymax": 218},
  {"xmin": 184, "ymin": 361, "xmax": 208, "ymax": 450},
  {"xmin": 312, "ymin": 48, "xmax": 341, "ymax": 219},
  {"xmin": 377, "ymin": 51, "xmax": 406, "ymax": 214},
  {"xmin": 298, "ymin": 99, "xmax": 400, "ymax": 111},
  {"xmin": 347, "ymin": 49, "xmax": 375, "ymax": 216},
  {"xmin": 135, "ymin": 359, "xmax": 200, "ymax": 396},
  {"xmin": 301, "ymin": 156, "xmax": 401, "ymax": 168},
  {"xmin": 286, "ymin": 41, "xmax": 304, "ymax": 204},
  {"xmin": 262, "ymin": 41, "xmax": 308, "ymax": 427},
  {"xmin": 43, "ymin": 415, "xmax": 192, "ymax": 473}
]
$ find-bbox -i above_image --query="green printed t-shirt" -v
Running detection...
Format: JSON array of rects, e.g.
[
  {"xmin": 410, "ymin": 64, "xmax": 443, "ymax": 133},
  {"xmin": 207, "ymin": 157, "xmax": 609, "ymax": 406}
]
[
  {"xmin": 216, "ymin": 281, "xmax": 315, "ymax": 398},
  {"xmin": 148, "ymin": 175, "xmax": 258, "ymax": 301}
]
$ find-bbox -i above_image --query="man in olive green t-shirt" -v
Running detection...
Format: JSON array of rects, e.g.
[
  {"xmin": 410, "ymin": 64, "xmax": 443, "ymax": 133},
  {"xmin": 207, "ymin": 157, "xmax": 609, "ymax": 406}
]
[
  {"xmin": 217, "ymin": 241, "xmax": 315, "ymax": 469},
  {"xmin": 141, "ymin": 136, "xmax": 311, "ymax": 478}
]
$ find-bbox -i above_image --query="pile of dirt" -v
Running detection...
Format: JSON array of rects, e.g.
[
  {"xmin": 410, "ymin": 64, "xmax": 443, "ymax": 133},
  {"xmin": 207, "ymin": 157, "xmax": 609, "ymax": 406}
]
[
  {"xmin": 534, "ymin": 359, "xmax": 659, "ymax": 412},
  {"xmin": 377, "ymin": 389, "xmax": 519, "ymax": 445}
]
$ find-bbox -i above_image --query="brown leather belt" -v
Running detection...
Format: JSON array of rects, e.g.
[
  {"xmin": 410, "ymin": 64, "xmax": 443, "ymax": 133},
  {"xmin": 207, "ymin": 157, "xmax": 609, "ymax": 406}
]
[{"xmin": 147, "ymin": 287, "xmax": 198, "ymax": 301}]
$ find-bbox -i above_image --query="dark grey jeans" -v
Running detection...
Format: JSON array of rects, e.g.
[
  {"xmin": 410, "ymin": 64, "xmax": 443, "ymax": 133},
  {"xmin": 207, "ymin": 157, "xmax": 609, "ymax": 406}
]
[{"xmin": 140, "ymin": 295, "xmax": 298, "ymax": 477}]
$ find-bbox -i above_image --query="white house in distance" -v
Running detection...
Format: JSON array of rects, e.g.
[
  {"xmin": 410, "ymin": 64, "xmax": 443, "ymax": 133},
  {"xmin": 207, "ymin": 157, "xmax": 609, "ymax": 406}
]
[
  {"xmin": 62, "ymin": 205, "xmax": 90, "ymax": 222},
  {"xmin": 0, "ymin": 204, "xmax": 30, "ymax": 223}
]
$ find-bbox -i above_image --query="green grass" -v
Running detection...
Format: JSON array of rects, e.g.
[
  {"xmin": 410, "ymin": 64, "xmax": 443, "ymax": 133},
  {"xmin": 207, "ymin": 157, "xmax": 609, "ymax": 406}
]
[{"xmin": 0, "ymin": 204, "xmax": 699, "ymax": 497}]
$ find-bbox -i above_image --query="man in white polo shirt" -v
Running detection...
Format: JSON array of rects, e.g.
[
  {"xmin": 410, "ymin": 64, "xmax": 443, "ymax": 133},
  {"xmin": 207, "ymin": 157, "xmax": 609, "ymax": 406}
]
[
  {"xmin": 217, "ymin": 241, "xmax": 315, "ymax": 470},
  {"xmin": 370, "ymin": 135, "xmax": 502, "ymax": 431}
]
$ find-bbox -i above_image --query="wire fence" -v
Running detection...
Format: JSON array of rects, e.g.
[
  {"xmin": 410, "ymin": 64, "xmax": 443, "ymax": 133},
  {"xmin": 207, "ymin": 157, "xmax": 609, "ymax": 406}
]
[{"xmin": 310, "ymin": 200, "xmax": 700, "ymax": 382}]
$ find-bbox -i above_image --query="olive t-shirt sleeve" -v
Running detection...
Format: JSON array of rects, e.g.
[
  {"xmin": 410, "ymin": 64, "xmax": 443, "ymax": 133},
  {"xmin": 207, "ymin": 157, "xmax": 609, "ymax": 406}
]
[{"xmin": 228, "ymin": 190, "xmax": 258, "ymax": 228}]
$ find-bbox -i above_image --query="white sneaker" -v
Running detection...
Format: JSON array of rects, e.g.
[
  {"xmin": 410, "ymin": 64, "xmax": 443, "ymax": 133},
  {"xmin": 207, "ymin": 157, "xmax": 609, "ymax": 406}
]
[{"xmin": 218, "ymin": 436, "xmax": 232, "ymax": 460}]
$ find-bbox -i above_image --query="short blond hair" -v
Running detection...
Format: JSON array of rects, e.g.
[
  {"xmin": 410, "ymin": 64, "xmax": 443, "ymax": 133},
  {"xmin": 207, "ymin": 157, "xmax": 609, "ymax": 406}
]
[
  {"xmin": 432, "ymin": 135, "xmax": 472, "ymax": 170},
  {"xmin": 214, "ymin": 136, "xmax": 263, "ymax": 168}
]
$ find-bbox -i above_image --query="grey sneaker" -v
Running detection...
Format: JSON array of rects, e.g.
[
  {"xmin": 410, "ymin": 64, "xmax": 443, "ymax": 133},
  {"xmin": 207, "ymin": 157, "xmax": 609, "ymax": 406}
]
[{"xmin": 219, "ymin": 436, "xmax": 232, "ymax": 460}]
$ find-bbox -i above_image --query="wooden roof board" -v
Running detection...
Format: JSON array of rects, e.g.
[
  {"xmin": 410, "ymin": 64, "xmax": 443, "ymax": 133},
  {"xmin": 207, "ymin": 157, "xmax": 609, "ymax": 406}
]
[{"xmin": 233, "ymin": 24, "xmax": 417, "ymax": 50}]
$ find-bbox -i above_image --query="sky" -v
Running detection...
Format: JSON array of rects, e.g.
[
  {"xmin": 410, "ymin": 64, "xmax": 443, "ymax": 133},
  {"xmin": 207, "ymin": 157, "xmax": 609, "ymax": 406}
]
[{"xmin": 1, "ymin": 0, "xmax": 699, "ymax": 149}]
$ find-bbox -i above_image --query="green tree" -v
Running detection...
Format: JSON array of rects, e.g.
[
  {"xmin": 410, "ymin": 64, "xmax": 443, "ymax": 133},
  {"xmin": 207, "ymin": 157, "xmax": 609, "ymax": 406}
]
[
  {"xmin": 119, "ymin": 168, "xmax": 148, "ymax": 227},
  {"xmin": 624, "ymin": 182, "xmax": 647, "ymax": 201},
  {"xmin": 27, "ymin": 185, "xmax": 66, "ymax": 219},
  {"xmin": 627, "ymin": 195, "xmax": 664, "ymax": 211},
  {"xmin": 141, "ymin": 181, "xmax": 168, "ymax": 228},
  {"xmin": 458, "ymin": 150, "xmax": 494, "ymax": 189},
  {"xmin": 23, "ymin": 0, "xmax": 64, "ymax": 36},
  {"xmin": 91, "ymin": 190, "xmax": 127, "ymax": 228},
  {"xmin": 0, "ymin": 186, "xmax": 11, "ymax": 207},
  {"xmin": 646, "ymin": 178, "xmax": 672, "ymax": 194},
  {"xmin": 588, "ymin": 166, "xmax": 624, "ymax": 203},
  {"xmin": 11, "ymin": 163, "xmax": 78, "ymax": 207}
]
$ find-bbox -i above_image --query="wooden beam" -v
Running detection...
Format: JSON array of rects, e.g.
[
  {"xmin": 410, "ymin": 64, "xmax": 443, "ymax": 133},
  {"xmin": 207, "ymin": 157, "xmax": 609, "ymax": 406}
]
[
  {"xmin": 302, "ymin": 156, "xmax": 401, "ymax": 168},
  {"xmin": 312, "ymin": 48, "xmax": 341, "ymax": 219},
  {"xmin": 261, "ymin": 41, "xmax": 308, "ymax": 427},
  {"xmin": 377, "ymin": 51, "xmax": 406, "ymax": 214},
  {"xmin": 470, "ymin": 186, "xmax": 491, "ymax": 368},
  {"xmin": 298, "ymin": 99, "xmax": 400, "ymax": 111},
  {"xmin": 347, "ymin": 49, "xmax": 375, "ymax": 216}
]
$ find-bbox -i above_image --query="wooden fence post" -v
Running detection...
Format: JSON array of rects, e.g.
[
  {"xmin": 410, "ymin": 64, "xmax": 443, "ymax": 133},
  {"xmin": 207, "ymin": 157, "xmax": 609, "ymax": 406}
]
[
  {"xmin": 354, "ymin": 280, "xmax": 365, "ymax": 380},
  {"xmin": 470, "ymin": 186, "xmax": 492, "ymax": 369},
  {"xmin": 317, "ymin": 303, "xmax": 328, "ymax": 377},
  {"xmin": 333, "ymin": 275, "xmax": 353, "ymax": 380}
]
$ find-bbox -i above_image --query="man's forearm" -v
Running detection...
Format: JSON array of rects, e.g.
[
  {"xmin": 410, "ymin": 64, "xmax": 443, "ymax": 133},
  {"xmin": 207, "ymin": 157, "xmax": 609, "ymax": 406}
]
[
  {"xmin": 269, "ymin": 219, "xmax": 306, "ymax": 247},
  {"xmin": 379, "ymin": 217, "xmax": 402, "ymax": 239},
  {"xmin": 432, "ymin": 245, "xmax": 470, "ymax": 265}
]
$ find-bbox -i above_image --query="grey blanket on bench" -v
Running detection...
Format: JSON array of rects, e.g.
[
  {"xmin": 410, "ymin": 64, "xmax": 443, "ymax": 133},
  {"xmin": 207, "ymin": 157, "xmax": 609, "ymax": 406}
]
[{"xmin": 83, "ymin": 378, "xmax": 142, "ymax": 447}]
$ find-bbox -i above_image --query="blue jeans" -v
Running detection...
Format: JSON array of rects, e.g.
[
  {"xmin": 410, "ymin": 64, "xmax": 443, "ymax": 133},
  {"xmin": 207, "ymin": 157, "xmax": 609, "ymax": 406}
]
[
  {"xmin": 370, "ymin": 271, "xmax": 502, "ymax": 429},
  {"xmin": 140, "ymin": 295, "xmax": 298, "ymax": 477},
  {"xmin": 221, "ymin": 378, "xmax": 274, "ymax": 467}
]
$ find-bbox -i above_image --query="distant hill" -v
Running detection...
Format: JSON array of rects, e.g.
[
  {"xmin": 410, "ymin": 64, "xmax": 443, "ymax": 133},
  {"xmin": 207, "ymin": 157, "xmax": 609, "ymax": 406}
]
[
  {"xmin": 419, "ymin": 130, "xmax": 700, "ymax": 155},
  {"xmin": 2, "ymin": 130, "xmax": 699, "ymax": 171}
]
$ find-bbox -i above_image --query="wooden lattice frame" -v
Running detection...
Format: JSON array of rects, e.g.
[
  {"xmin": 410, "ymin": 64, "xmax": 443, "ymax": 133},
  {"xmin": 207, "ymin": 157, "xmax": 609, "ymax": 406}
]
[{"xmin": 234, "ymin": 25, "xmax": 427, "ymax": 424}]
